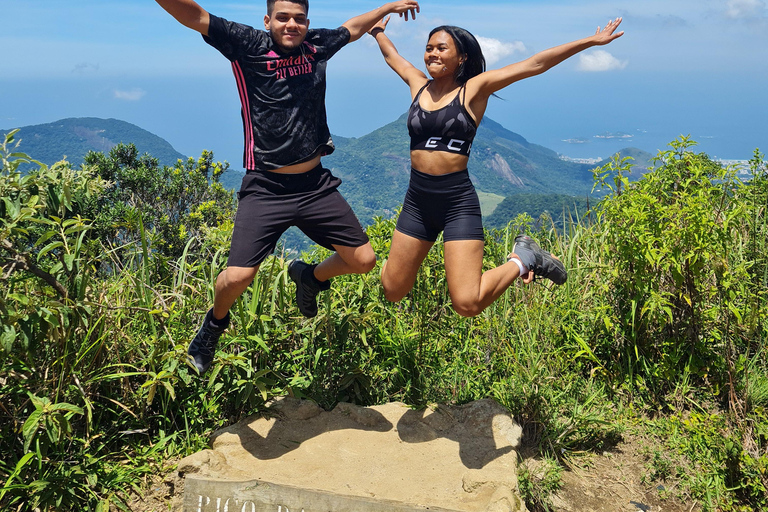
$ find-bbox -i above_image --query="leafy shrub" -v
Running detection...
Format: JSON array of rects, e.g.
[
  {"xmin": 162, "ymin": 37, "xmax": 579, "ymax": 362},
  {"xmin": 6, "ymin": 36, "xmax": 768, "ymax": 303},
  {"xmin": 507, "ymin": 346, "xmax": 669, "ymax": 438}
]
[
  {"xmin": 590, "ymin": 136, "xmax": 764, "ymax": 400},
  {"xmin": 0, "ymin": 135, "xmax": 242, "ymax": 511},
  {"xmin": 1, "ymin": 135, "xmax": 766, "ymax": 511},
  {"xmin": 82, "ymin": 143, "xmax": 236, "ymax": 271}
]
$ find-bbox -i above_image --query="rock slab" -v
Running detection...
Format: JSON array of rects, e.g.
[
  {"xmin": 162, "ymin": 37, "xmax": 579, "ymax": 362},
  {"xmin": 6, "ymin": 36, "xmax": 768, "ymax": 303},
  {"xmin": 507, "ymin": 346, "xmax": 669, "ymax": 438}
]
[{"xmin": 180, "ymin": 398, "xmax": 526, "ymax": 512}]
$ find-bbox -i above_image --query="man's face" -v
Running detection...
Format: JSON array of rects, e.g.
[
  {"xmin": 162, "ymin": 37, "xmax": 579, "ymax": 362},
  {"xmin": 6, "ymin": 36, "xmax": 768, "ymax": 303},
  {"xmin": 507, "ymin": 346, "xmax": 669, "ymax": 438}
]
[{"xmin": 264, "ymin": 1, "xmax": 309, "ymax": 52}]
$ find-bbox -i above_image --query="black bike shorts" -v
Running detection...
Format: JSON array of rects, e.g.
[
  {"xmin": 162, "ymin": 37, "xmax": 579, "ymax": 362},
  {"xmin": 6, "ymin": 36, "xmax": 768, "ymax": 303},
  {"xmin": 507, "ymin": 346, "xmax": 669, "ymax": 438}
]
[
  {"xmin": 228, "ymin": 164, "xmax": 369, "ymax": 268},
  {"xmin": 395, "ymin": 168, "xmax": 485, "ymax": 242}
]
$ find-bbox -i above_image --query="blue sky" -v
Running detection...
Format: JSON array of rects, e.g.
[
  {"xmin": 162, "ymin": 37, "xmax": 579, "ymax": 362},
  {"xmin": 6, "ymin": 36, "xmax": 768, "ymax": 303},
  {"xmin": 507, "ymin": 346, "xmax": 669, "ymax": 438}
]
[{"xmin": 2, "ymin": 0, "xmax": 767, "ymax": 167}]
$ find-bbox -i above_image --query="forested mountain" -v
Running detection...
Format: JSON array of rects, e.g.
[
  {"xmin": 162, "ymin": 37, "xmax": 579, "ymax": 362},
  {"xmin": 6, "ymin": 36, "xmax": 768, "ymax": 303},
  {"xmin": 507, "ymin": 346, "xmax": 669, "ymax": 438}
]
[
  {"xmin": 484, "ymin": 193, "xmax": 592, "ymax": 230},
  {"xmin": 324, "ymin": 114, "xmax": 605, "ymax": 225},
  {"xmin": 4, "ymin": 116, "xmax": 653, "ymax": 228},
  {"xmin": 598, "ymin": 146, "xmax": 654, "ymax": 171},
  {"xmin": 1, "ymin": 118, "xmax": 186, "ymax": 168}
]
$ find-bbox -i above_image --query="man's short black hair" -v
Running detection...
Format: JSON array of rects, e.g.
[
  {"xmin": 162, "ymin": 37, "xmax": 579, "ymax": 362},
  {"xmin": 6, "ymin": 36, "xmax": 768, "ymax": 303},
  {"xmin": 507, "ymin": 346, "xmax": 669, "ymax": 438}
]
[{"xmin": 267, "ymin": 0, "xmax": 309, "ymax": 15}]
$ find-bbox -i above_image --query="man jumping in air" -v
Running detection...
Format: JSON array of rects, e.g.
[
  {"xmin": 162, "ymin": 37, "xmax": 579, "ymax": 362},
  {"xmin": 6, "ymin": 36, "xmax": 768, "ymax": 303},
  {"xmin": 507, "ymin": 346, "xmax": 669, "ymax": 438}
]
[{"xmin": 154, "ymin": 0, "xmax": 420, "ymax": 374}]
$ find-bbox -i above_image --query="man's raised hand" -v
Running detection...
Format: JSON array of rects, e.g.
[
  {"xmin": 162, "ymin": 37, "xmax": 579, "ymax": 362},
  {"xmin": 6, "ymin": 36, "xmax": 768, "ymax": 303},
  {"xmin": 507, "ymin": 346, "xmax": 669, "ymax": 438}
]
[{"xmin": 388, "ymin": 0, "xmax": 420, "ymax": 22}]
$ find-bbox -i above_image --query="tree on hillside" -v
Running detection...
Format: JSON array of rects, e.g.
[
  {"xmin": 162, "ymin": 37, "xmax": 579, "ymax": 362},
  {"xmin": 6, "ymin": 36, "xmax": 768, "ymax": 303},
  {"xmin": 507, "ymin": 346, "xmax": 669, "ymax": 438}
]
[
  {"xmin": 82, "ymin": 143, "xmax": 236, "ymax": 268},
  {"xmin": 485, "ymin": 193, "xmax": 591, "ymax": 231}
]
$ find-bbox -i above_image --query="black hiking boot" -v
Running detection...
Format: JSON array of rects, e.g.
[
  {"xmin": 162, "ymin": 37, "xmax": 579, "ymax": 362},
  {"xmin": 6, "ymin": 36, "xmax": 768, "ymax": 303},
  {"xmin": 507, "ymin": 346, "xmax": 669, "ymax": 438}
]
[
  {"xmin": 288, "ymin": 260, "xmax": 330, "ymax": 318},
  {"xmin": 187, "ymin": 309, "xmax": 228, "ymax": 375},
  {"xmin": 512, "ymin": 235, "xmax": 568, "ymax": 285}
]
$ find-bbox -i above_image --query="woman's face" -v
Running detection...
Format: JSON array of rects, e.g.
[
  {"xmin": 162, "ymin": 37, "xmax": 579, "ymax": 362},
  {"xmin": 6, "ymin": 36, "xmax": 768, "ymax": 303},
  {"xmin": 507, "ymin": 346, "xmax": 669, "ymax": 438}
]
[{"xmin": 424, "ymin": 30, "xmax": 465, "ymax": 79}]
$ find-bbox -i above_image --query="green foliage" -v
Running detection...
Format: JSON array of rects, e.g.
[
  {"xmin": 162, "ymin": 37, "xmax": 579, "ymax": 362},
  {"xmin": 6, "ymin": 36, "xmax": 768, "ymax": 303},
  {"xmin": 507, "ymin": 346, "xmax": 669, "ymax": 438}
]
[
  {"xmin": 518, "ymin": 456, "xmax": 563, "ymax": 512},
  {"xmin": 740, "ymin": 149, "xmax": 768, "ymax": 318},
  {"xmin": 1, "ymin": 129, "xmax": 108, "ymax": 353},
  {"xmin": 643, "ymin": 411, "xmax": 768, "ymax": 511},
  {"xmin": 589, "ymin": 136, "xmax": 764, "ymax": 399},
  {"xmin": 579, "ymin": 137, "xmax": 768, "ymax": 509},
  {"xmin": 82, "ymin": 143, "xmax": 236, "ymax": 265},
  {"xmin": 21, "ymin": 393, "xmax": 84, "ymax": 452},
  {"xmin": 1, "ymin": 135, "xmax": 766, "ymax": 510},
  {"xmin": 484, "ymin": 193, "xmax": 592, "ymax": 231},
  {"xmin": 0, "ymin": 135, "xmax": 242, "ymax": 511}
]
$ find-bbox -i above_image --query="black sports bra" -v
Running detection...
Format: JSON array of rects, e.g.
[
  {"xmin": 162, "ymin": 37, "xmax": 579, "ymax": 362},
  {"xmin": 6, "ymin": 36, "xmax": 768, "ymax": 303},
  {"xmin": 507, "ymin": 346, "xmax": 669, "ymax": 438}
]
[{"xmin": 407, "ymin": 82, "xmax": 477, "ymax": 157}]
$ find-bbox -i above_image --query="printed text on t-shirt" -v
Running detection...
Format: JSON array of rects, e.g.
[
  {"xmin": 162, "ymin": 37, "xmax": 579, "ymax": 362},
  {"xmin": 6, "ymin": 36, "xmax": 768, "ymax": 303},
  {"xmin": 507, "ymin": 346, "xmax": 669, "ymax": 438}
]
[{"xmin": 267, "ymin": 54, "xmax": 315, "ymax": 80}]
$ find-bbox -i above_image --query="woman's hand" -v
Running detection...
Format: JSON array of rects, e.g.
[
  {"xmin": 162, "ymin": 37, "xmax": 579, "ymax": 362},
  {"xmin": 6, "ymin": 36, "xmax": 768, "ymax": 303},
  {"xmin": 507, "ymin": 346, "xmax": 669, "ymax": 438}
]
[
  {"xmin": 592, "ymin": 17, "xmax": 624, "ymax": 45},
  {"xmin": 368, "ymin": 15, "xmax": 390, "ymax": 36}
]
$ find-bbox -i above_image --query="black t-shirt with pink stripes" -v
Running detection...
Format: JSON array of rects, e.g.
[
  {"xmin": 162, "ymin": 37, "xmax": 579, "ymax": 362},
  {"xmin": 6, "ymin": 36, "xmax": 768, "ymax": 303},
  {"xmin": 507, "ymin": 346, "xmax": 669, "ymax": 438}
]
[{"xmin": 203, "ymin": 14, "xmax": 350, "ymax": 171}]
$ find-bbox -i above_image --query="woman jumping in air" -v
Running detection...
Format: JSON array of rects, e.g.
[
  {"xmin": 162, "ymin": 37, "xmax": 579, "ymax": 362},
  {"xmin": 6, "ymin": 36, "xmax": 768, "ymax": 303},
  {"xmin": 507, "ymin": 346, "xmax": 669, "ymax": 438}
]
[{"xmin": 369, "ymin": 16, "xmax": 624, "ymax": 316}]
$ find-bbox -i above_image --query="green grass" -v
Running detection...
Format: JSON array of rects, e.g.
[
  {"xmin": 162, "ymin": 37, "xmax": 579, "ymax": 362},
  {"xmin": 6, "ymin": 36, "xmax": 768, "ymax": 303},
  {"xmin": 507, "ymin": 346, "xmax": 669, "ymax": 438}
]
[{"xmin": 1, "ymin": 137, "xmax": 767, "ymax": 511}]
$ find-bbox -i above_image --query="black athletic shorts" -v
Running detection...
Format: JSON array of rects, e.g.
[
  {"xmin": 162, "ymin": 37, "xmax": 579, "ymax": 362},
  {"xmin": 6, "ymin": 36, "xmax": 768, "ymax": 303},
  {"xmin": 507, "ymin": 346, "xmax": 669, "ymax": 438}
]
[
  {"xmin": 228, "ymin": 164, "xmax": 369, "ymax": 268},
  {"xmin": 395, "ymin": 168, "xmax": 485, "ymax": 242}
]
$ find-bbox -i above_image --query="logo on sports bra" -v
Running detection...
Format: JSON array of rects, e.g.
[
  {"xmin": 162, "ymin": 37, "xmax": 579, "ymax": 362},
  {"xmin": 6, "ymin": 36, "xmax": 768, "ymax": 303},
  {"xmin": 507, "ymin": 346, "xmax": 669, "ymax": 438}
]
[{"xmin": 425, "ymin": 137, "xmax": 469, "ymax": 152}]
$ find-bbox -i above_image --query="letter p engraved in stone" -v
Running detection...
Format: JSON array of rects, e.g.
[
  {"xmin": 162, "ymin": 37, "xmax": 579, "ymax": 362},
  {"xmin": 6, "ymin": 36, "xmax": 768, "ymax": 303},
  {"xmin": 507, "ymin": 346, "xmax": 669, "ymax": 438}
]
[{"xmin": 197, "ymin": 495, "xmax": 211, "ymax": 512}]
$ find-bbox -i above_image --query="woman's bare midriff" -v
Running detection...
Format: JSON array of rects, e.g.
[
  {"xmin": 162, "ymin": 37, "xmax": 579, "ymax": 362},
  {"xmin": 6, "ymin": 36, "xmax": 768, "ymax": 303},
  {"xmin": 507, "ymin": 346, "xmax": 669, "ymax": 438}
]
[{"xmin": 410, "ymin": 150, "xmax": 469, "ymax": 175}]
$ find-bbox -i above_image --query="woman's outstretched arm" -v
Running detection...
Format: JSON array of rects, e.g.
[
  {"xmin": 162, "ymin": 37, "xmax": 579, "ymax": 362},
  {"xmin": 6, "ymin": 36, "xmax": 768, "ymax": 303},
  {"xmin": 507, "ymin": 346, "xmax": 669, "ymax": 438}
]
[
  {"xmin": 470, "ymin": 18, "xmax": 624, "ymax": 99},
  {"xmin": 369, "ymin": 16, "xmax": 428, "ymax": 92}
]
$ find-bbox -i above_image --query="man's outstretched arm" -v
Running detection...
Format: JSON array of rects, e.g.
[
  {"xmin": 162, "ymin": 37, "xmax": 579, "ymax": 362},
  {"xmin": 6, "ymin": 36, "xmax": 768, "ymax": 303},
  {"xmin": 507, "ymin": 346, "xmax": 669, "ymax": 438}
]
[
  {"xmin": 342, "ymin": 1, "xmax": 419, "ymax": 42},
  {"xmin": 156, "ymin": 0, "xmax": 210, "ymax": 36}
]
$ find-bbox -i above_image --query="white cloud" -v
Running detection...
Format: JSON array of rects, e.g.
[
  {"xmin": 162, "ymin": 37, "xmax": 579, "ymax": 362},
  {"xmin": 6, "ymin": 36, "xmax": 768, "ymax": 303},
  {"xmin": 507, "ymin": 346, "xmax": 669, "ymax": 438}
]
[
  {"xmin": 577, "ymin": 50, "xmax": 628, "ymax": 72},
  {"xmin": 725, "ymin": 0, "xmax": 766, "ymax": 19},
  {"xmin": 476, "ymin": 36, "xmax": 526, "ymax": 66},
  {"xmin": 113, "ymin": 88, "xmax": 146, "ymax": 101},
  {"xmin": 72, "ymin": 62, "xmax": 100, "ymax": 74}
]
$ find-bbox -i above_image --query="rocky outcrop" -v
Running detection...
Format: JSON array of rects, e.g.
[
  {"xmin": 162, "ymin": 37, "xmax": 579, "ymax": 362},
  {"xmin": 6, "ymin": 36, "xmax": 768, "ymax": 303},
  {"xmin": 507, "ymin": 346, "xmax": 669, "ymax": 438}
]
[
  {"xmin": 487, "ymin": 153, "xmax": 526, "ymax": 188},
  {"xmin": 180, "ymin": 398, "xmax": 526, "ymax": 512}
]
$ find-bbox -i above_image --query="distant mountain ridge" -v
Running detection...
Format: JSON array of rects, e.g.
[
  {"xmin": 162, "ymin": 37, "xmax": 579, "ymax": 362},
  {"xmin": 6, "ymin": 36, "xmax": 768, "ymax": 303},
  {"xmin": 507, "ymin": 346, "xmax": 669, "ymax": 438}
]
[
  {"xmin": 323, "ymin": 114, "xmax": 627, "ymax": 224},
  {"xmin": 4, "ymin": 116, "xmax": 654, "ymax": 225},
  {"xmin": 2, "ymin": 117, "xmax": 186, "ymax": 168}
]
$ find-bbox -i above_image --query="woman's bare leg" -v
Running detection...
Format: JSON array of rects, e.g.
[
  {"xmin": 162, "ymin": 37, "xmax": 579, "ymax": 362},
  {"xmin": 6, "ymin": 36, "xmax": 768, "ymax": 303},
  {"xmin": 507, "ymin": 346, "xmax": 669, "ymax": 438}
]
[
  {"xmin": 444, "ymin": 240, "xmax": 522, "ymax": 317},
  {"xmin": 380, "ymin": 229, "xmax": 434, "ymax": 302}
]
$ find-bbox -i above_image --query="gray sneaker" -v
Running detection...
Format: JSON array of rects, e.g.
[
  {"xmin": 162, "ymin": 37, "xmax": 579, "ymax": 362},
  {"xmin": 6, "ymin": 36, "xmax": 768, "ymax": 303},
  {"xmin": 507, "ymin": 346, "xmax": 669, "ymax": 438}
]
[
  {"xmin": 187, "ymin": 310, "xmax": 228, "ymax": 375},
  {"xmin": 288, "ymin": 260, "xmax": 330, "ymax": 318},
  {"xmin": 512, "ymin": 235, "xmax": 568, "ymax": 285}
]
